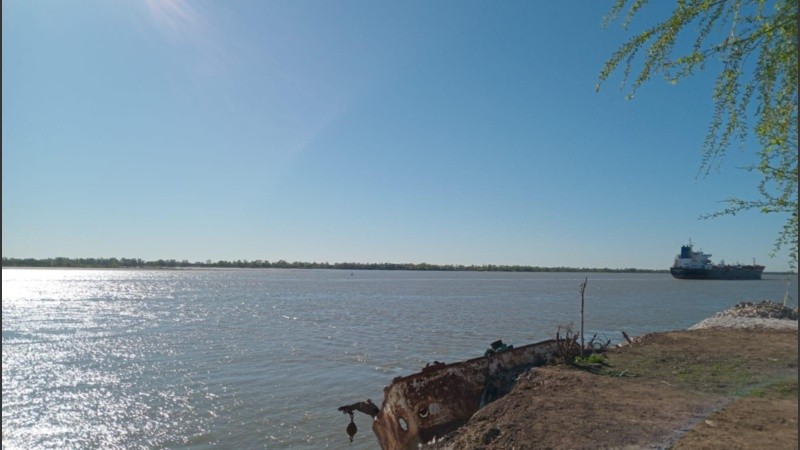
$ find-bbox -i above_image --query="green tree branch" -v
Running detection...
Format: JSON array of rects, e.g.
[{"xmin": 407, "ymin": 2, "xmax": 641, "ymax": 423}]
[{"xmin": 598, "ymin": 0, "xmax": 798, "ymax": 269}]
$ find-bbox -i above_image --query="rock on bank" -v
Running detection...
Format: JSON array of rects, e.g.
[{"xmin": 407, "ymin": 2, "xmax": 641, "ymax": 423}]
[{"xmin": 689, "ymin": 300, "xmax": 798, "ymax": 331}]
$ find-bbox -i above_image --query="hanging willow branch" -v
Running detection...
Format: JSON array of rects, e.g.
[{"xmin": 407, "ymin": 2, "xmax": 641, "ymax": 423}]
[{"xmin": 598, "ymin": 0, "xmax": 798, "ymax": 269}]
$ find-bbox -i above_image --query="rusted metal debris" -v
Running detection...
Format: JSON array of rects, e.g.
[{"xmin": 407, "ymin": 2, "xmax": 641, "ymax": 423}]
[
  {"xmin": 338, "ymin": 400, "xmax": 380, "ymax": 443},
  {"xmin": 338, "ymin": 339, "xmax": 560, "ymax": 450},
  {"xmin": 338, "ymin": 399, "xmax": 380, "ymax": 418},
  {"xmin": 346, "ymin": 417, "xmax": 357, "ymax": 443}
]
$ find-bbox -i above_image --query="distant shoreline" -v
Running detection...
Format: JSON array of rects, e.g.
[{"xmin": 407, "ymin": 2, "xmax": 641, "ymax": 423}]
[
  {"xmin": 2, "ymin": 257, "xmax": 672, "ymax": 273},
  {"xmin": 4, "ymin": 257, "xmax": 794, "ymax": 275}
]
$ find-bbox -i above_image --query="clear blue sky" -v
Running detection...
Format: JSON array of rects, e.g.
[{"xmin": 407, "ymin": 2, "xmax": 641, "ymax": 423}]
[{"xmin": 2, "ymin": 1, "xmax": 793, "ymax": 271}]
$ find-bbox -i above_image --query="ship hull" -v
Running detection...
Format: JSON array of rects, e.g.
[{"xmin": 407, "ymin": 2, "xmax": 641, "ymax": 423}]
[
  {"xmin": 370, "ymin": 340, "xmax": 560, "ymax": 450},
  {"xmin": 670, "ymin": 266, "xmax": 764, "ymax": 280}
]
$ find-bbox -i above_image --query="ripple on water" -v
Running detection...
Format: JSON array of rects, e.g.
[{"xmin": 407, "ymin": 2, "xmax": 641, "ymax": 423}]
[{"xmin": 2, "ymin": 268, "xmax": 796, "ymax": 449}]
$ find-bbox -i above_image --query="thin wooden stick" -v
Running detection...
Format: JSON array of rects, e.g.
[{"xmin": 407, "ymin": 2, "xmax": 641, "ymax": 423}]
[{"xmin": 579, "ymin": 277, "xmax": 587, "ymax": 358}]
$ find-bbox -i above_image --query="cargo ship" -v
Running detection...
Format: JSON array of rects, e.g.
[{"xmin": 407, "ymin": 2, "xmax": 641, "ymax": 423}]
[{"xmin": 670, "ymin": 242, "xmax": 764, "ymax": 280}]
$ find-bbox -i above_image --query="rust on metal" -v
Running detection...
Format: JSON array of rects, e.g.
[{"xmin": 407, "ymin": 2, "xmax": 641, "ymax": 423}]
[
  {"xmin": 338, "ymin": 339, "xmax": 560, "ymax": 450},
  {"xmin": 338, "ymin": 399, "xmax": 380, "ymax": 418}
]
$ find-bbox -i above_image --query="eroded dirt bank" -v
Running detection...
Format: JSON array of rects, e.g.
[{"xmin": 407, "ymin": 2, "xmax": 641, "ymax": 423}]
[{"xmin": 429, "ymin": 326, "xmax": 798, "ymax": 450}]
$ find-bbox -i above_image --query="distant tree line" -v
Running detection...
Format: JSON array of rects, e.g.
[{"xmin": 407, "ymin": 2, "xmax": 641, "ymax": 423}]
[{"xmin": 1, "ymin": 256, "xmax": 665, "ymax": 273}]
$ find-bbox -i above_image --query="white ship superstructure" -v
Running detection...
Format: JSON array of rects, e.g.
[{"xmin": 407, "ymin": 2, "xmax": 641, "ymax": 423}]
[
  {"xmin": 673, "ymin": 244, "xmax": 713, "ymax": 270},
  {"xmin": 670, "ymin": 242, "xmax": 764, "ymax": 280}
]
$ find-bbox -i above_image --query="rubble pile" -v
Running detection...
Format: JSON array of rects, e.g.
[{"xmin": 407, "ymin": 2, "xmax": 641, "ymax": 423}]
[
  {"xmin": 714, "ymin": 301, "xmax": 798, "ymax": 320},
  {"xmin": 689, "ymin": 300, "xmax": 798, "ymax": 330}
]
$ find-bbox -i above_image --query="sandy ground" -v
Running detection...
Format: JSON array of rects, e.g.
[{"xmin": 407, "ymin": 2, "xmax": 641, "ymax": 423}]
[{"xmin": 427, "ymin": 309, "xmax": 798, "ymax": 450}]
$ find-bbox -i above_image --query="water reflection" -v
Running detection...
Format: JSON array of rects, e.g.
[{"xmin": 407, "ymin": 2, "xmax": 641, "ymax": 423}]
[{"xmin": 2, "ymin": 268, "xmax": 796, "ymax": 449}]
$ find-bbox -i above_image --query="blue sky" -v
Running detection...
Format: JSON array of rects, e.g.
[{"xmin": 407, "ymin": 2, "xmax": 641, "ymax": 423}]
[{"xmin": 2, "ymin": 1, "xmax": 793, "ymax": 270}]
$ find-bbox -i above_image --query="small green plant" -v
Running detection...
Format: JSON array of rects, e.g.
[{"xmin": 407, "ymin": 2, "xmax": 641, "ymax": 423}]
[
  {"xmin": 749, "ymin": 388, "xmax": 767, "ymax": 398},
  {"xmin": 767, "ymin": 379, "xmax": 798, "ymax": 398},
  {"xmin": 574, "ymin": 353, "xmax": 608, "ymax": 366}
]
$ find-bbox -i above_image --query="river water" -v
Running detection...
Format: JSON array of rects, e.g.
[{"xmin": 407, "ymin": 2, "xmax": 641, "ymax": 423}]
[{"xmin": 2, "ymin": 268, "xmax": 796, "ymax": 449}]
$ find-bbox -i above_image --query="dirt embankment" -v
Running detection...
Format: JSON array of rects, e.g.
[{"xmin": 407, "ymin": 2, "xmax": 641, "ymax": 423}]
[{"xmin": 429, "ymin": 302, "xmax": 798, "ymax": 450}]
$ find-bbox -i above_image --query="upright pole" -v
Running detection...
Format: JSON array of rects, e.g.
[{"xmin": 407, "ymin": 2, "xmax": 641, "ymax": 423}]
[{"xmin": 580, "ymin": 277, "xmax": 587, "ymax": 359}]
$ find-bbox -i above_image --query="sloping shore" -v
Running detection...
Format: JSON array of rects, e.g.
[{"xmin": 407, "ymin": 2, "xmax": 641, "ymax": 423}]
[{"xmin": 428, "ymin": 302, "xmax": 798, "ymax": 449}]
